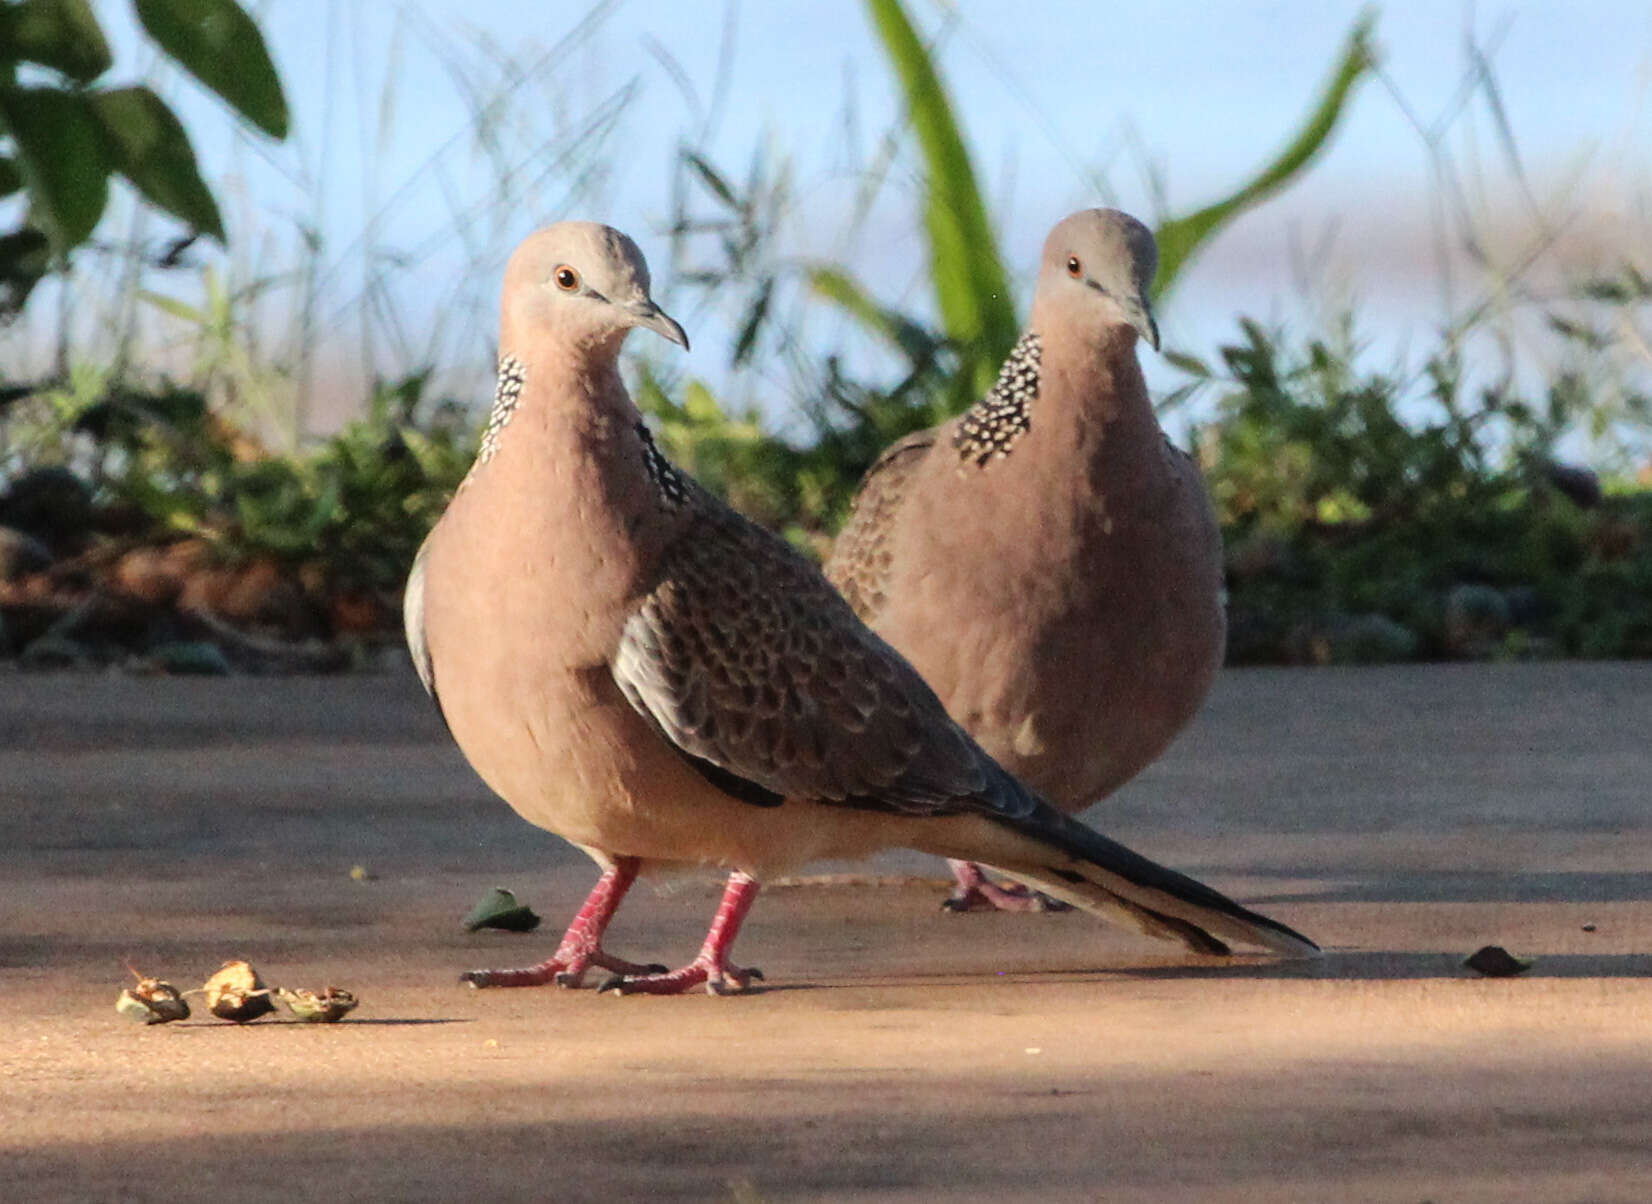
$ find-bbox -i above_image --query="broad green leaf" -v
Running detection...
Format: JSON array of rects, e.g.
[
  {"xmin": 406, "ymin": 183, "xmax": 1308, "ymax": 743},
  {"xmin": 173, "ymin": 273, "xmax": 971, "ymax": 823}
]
[
  {"xmin": 0, "ymin": 224, "xmax": 51, "ymax": 314},
  {"xmin": 0, "ymin": 0, "xmax": 111, "ymax": 83},
  {"xmin": 133, "ymin": 0, "xmax": 289, "ymax": 139},
  {"xmin": 0, "ymin": 85, "xmax": 109, "ymax": 251},
  {"xmin": 0, "ymin": 157, "xmax": 20, "ymax": 196},
  {"xmin": 864, "ymin": 0, "xmax": 1016, "ymax": 395},
  {"xmin": 1154, "ymin": 10, "xmax": 1378, "ymax": 299},
  {"xmin": 89, "ymin": 86, "xmax": 224, "ymax": 241}
]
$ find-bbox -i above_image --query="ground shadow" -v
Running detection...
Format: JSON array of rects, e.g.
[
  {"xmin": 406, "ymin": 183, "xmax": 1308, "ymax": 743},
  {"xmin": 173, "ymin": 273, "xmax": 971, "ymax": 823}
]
[
  {"xmin": 167, "ymin": 1017, "xmax": 470, "ymax": 1029},
  {"xmin": 1117, "ymin": 949, "xmax": 1652, "ymax": 981},
  {"xmin": 1233, "ymin": 869, "xmax": 1652, "ymax": 906}
]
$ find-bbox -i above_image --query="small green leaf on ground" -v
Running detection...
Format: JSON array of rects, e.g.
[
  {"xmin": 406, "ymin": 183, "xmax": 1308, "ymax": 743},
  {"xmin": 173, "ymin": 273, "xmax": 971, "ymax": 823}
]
[
  {"xmin": 463, "ymin": 887, "xmax": 543, "ymax": 933},
  {"xmin": 115, "ymin": 965, "xmax": 191, "ymax": 1024},
  {"xmin": 1462, "ymin": 945, "xmax": 1534, "ymax": 977},
  {"xmin": 277, "ymin": 986, "xmax": 359, "ymax": 1023}
]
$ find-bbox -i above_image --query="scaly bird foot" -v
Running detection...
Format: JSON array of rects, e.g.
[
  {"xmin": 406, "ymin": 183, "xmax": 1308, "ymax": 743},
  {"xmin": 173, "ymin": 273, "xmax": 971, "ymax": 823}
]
[
  {"xmin": 462, "ymin": 950, "xmax": 668, "ymax": 990},
  {"xmin": 598, "ymin": 958, "xmax": 765, "ymax": 997},
  {"xmin": 942, "ymin": 879, "xmax": 1074, "ymax": 914}
]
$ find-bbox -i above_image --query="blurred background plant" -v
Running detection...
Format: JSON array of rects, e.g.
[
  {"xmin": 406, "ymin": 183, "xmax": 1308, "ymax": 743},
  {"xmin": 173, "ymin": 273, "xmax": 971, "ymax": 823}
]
[
  {"xmin": 0, "ymin": 0, "xmax": 1647, "ymax": 672},
  {"xmin": 0, "ymin": 0, "xmax": 286, "ymax": 317}
]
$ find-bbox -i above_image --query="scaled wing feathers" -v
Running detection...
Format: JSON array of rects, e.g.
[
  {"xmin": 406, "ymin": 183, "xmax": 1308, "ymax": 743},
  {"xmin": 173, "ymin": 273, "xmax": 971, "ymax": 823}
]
[
  {"xmin": 613, "ymin": 483, "xmax": 1036, "ymax": 820},
  {"xmin": 823, "ymin": 428, "xmax": 936, "ymax": 622}
]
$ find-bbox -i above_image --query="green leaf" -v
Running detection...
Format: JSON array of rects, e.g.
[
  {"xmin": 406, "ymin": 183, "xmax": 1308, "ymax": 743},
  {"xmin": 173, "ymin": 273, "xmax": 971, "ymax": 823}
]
[
  {"xmin": 133, "ymin": 0, "xmax": 289, "ymax": 139},
  {"xmin": 683, "ymin": 381, "xmax": 727, "ymax": 424},
  {"xmin": 0, "ymin": 85, "xmax": 109, "ymax": 252},
  {"xmin": 89, "ymin": 86, "xmax": 224, "ymax": 241},
  {"xmin": 1161, "ymin": 349, "xmax": 1213, "ymax": 378},
  {"xmin": 864, "ymin": 0, "xmax": 1017, "ymax": 396},
  {"xmin": 0, "ymin": 157, "xmax": 20, "ymax": 197},
  {"xmin": 683, "ymin": 150, "xmax": 739, "ymax": 211},
  {"xmin": 462, "ymin": 887, "xmax": 542, "ymax": 933},
  {"xmin": 1153, "ymin": 10, "xmax": 1378, "ymax": 298},
  {"xmin": 0, "ymin": 224, "xmax": 51, "ymax": 315},
  {"xmin": 0, "ymin": 0, "xmax": 112, "ymax": 83},
  {"xmin": 809, "ymin": 265, "xmax": 940, "ymax": 366},
  {"xmin": 137, "ymin": 288, "xmax": 206, "ymax": 323},
  {"xmin": 731, "ymin": 276, "xmax": 773, "ymax": 367}
]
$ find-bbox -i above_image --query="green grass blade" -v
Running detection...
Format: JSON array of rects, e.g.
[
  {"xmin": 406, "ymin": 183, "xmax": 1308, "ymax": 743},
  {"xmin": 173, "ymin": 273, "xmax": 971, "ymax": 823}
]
[
  {"xmin": 1153, "ymin": 10, "xmax": 1378, "ymax": 299},
  {"xmin": 808, "ymin": 266, "xmax": 939, "ymax": 365},
  {"xmin": 864, "ymin": 0, "xmax": 1016, "ymax": 394}
]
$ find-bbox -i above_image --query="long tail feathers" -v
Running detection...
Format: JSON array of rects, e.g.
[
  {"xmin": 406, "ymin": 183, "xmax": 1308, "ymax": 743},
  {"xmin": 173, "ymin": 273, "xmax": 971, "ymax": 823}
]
[{"xmin": 984, "ymin": 812, "xmax": 1320, "ymax": 959}]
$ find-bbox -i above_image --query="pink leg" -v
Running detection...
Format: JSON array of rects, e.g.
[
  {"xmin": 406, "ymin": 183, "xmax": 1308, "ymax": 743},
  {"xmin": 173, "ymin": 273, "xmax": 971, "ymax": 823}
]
[
  {"xmin": 942, "ymin": 859, "xmax": 1072, "ymax": 913},
  {"xmin": 460, "ymin": 857, "xmax": 666, "ymax": 989},
  {"xmin": 600, "ymin": 871, "xmax": 764, "ymax": 996}
]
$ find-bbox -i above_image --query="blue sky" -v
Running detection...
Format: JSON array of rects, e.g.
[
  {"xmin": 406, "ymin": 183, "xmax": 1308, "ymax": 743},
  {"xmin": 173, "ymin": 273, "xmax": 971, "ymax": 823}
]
[{"xmin": 13, "ymin": 2, "xmax": 1652, "ymax": 438}]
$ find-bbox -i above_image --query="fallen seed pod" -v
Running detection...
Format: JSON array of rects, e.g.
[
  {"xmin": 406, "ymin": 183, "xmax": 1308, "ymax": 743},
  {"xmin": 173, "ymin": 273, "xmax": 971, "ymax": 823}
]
[
  {"xmin": 462, "ymin": 886, "xmax": 542, "ymax": 933},
  {"xmin": 201, "ymin": 959, "xmax": 276, "ymax": 1023},
  {"xmin": 115, "ymin": 965, "xmax": 190, "ymax": 1025},
  {"xmin": 277, "ymin": 986, "xmax": 359, "ymax": 1023},
  {"xmin": 1462, "ymin": 945, "xmax": 1534, "ymax": 977}
]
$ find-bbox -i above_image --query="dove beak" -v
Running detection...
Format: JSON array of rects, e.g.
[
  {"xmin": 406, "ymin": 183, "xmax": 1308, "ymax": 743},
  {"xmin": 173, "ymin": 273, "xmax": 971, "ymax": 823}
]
[
  {"xmin": 627, "ymin": 299, "xmax": 690, "ymax": 350},
  {"xmin": 1126, "ymin": 296, "xmax": 1160, "ymax": 352}
]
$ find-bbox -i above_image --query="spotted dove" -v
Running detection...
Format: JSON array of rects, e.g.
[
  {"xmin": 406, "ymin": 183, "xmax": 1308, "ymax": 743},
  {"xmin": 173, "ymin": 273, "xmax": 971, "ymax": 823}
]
[
  {"xmin": 826, "ymin": 209, "xmax": 1226, "ymax": 912},
  {"xmin": 405, "ymin": 221, "xmax": 1313, "ymax": 996}
]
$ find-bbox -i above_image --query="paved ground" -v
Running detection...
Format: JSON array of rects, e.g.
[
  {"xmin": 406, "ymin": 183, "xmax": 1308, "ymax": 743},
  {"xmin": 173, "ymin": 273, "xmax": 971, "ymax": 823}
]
[{"xmin": 1, "ymin": 662, "xmax": 1649, "ymax": 1202}]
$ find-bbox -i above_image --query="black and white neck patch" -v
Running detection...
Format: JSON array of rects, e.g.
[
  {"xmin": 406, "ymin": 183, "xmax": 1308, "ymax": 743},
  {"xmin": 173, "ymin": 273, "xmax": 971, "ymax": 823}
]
[
  {"xmin": 635, "ymin": 421, "xmax": 689, "ymax": 510},
  {"xmin": 953, "ymin": 331, "xmax": 1041, "ymax": 467},
  {"xmin": 477, "ymin": 355, "xmax": 527, "ymax": 467}
]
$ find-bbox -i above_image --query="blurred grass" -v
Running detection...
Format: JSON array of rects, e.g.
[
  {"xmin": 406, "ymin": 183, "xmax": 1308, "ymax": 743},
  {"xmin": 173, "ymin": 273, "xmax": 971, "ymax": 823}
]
[{"xmin": 1, "ymin": 1, "xmax": 1649, "ymax": 667}]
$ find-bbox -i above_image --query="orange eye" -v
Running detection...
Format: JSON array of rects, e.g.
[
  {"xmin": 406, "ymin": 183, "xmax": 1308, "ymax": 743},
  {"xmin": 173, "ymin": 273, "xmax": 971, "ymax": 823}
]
[
  {"xmin": 1066, "ymin": 255, "xmax": 1082, "ymax": 278},
  {"xmin": 554, "ymin": 265, "xmax": 580, "ymax": 291}
]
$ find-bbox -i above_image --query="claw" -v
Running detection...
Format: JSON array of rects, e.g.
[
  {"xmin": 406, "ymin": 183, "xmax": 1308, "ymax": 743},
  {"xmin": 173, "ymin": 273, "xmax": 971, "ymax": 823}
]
[
  {"xmin": 945, "ymin": 861, "xmax": 1073, "ymax": 913},
  {"xmin": 459, "ymin": 859, "xmax": 665, "ymax": 990},
  {"xmin": 597, "ymin": 871, "xmax": 764, "ymax": 996}
]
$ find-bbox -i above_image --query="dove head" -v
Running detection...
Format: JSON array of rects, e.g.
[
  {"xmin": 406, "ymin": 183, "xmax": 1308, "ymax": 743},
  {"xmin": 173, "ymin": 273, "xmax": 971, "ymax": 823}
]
[
  {"xmin": 500, "ymin": 221, "xmax": 688, "ymax": 356},
  {"xmin": 1033, "ymin": 209, "xmax": 1159, "ymax": 352}
]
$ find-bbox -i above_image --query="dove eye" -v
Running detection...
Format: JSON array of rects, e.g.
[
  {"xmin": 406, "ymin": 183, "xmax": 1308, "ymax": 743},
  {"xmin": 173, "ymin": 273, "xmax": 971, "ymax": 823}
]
[
  {"xmin": 554, "ymin": 265, "xmax": 580, "ymax": 291},
  {"xmin": 1066, "ymin": 256, "xmax": 1082, "ymax": 278}
]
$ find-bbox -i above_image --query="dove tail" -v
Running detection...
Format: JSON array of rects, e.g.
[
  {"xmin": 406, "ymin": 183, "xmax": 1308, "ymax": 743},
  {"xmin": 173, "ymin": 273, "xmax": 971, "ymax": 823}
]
[{"xmin": 980, "ymin": 810, "xmax": 1320, "ymax": 959}]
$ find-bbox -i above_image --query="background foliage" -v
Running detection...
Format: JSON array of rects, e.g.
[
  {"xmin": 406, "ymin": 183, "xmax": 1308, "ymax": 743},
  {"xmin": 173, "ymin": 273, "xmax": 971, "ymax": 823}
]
[{"xmin": 0, "ymin": 0, "xmax": 1648, "ymax": 672}]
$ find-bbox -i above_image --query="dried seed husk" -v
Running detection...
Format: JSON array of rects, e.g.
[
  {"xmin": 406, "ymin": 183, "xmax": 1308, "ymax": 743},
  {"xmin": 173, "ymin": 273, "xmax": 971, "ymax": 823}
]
[
  {"xmin": 116, "ymin": 975, "xmax": 190, "ymax": 1025},
  {"xmin": 1463, "ymin": 945, "xmax": 1535, "ymax": 977},
  {"xmin": 462, "ymin": 887, "xmax": 541, "ymax": 933},
  {"xmin": 202, "ymin": 959, "xmax": 276, "ymax": 1022},
  {"xmin": 277, "ymin": 985, "xmax": 358, "ymax": 1023}
]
